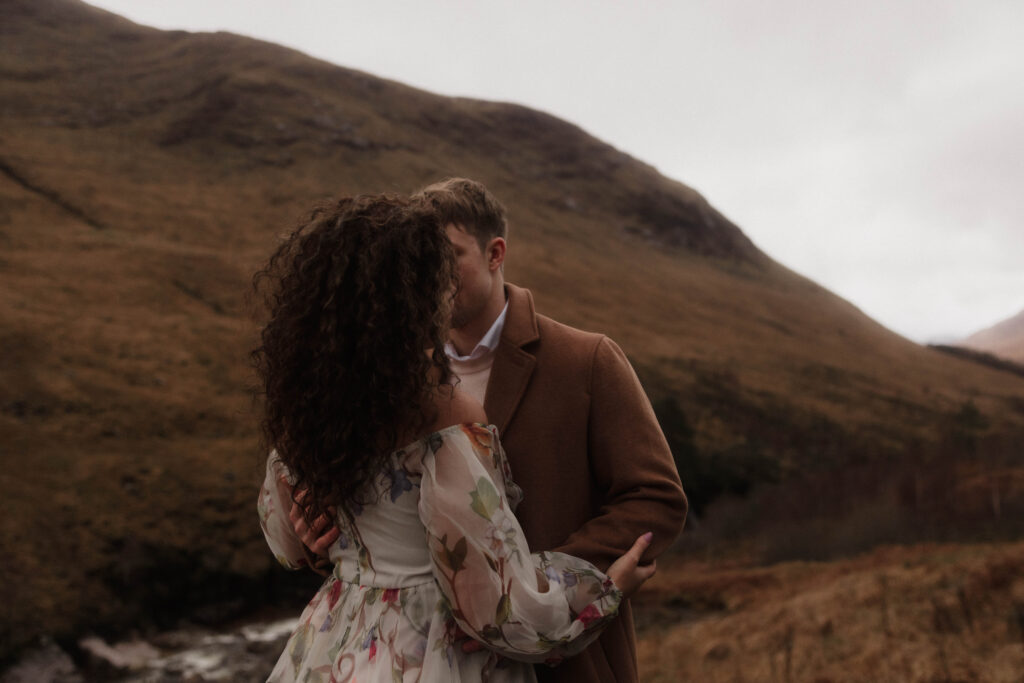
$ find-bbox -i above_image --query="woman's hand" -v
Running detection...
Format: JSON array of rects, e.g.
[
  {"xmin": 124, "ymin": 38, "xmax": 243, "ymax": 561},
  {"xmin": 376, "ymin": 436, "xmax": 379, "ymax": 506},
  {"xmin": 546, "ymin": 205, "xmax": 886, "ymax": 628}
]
[{"xmin": 606, "ymin": 532, "xmax": 657, "ymax": 598}]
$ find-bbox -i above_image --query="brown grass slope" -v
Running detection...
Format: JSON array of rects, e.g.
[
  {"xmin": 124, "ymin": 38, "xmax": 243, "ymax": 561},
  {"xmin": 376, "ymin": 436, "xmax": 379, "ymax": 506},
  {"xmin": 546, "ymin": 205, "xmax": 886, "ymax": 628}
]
[
  {"xmin": 2, "ymin": 0, "xmax": 1024, "ymax": 659},
  {"xmin": 636, "ymin": 542, "xmax": 1024, "ymax": 682},
  {"xmin": 962, "ymin": 308, "xmax": 1024, "ymax": 364}
]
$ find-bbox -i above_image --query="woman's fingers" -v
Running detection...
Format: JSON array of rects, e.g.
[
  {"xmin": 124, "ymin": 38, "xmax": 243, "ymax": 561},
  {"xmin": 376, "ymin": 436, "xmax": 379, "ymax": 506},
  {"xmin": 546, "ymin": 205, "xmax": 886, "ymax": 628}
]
[
  {"xmin": 636, "ymin": 558, "xmax": 657, "ymax": 581},
  {"xmin": 626, "ymin": 531, "xmax": 653, "ymax": 564},
  {"xmin": 606, "ymin": 532, "xmax": 657, "ymax": 598}
]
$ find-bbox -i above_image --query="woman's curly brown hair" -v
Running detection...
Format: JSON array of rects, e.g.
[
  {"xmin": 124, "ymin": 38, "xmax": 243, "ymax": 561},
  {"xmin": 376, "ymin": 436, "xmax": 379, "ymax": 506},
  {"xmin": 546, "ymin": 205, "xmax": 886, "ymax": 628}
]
[{"xmin": 252, "ymin": 194, "xmax": 455, "ymax": 523}]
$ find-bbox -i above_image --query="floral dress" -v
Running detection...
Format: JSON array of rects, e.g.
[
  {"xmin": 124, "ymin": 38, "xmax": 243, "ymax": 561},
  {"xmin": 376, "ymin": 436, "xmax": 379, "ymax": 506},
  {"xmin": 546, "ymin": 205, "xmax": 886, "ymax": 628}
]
[{"xmin": 257, "ymin": 423, "xmax": 622, "ymax": 683}]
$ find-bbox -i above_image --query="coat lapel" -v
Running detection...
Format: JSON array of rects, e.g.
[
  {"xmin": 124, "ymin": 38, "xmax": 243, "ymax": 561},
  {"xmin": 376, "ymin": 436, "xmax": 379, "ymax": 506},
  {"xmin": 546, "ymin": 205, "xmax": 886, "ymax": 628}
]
[{"xmin": 484, "ymin": 284, "xmax": 539, "ymax": 434}]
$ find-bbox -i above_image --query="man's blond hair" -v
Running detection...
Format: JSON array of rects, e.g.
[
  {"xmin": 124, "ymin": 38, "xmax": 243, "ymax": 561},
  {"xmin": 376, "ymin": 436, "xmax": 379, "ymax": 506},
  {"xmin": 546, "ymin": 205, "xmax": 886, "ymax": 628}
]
[{"xmin": 414, "ymin": 177, "xmax": 508, "ymax": 250}]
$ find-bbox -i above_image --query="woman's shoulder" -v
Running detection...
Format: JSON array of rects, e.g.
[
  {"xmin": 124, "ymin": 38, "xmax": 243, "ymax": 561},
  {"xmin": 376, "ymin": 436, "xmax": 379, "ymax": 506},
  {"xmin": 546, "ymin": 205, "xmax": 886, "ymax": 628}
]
[{"xmin": 430, "ymin": 384, "xmax": 487, "ymax": 432}]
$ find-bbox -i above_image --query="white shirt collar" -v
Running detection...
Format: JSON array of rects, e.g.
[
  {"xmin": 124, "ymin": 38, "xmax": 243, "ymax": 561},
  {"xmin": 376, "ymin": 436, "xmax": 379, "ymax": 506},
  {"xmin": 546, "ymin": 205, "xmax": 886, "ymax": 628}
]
[{"xmin": 445, "ymin": 301, "xmax": 509, "ymax": 362}]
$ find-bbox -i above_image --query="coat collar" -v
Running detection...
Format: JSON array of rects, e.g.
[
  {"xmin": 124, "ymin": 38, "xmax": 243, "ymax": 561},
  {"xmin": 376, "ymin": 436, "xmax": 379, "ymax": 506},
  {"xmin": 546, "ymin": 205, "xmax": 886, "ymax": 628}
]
[
  {"xmin": 499, "ymin": 283, "xmax": 540, "ymax": 347},
  {"xmin": 483, "ymin": 283, "xmax": 538, "ymax": 433}
]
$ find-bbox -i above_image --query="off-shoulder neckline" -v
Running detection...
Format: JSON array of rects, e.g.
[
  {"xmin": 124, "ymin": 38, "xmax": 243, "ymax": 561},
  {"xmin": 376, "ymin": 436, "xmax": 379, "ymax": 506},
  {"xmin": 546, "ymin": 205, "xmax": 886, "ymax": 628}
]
[{"xmin": 394, "ymin": 422, "xmax": 497, "ymax": 454}]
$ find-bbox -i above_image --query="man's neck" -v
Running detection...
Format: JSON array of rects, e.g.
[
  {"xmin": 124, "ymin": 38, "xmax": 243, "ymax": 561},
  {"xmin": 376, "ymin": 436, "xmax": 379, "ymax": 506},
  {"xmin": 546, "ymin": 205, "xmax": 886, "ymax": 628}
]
[{"xmin": 449, "ymin": 288, "xmax": 506, "ymax": 357}]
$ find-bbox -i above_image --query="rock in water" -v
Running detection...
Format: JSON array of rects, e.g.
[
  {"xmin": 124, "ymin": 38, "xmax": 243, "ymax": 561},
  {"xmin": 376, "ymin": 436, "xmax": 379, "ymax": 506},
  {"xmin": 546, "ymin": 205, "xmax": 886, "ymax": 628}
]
[
  {"xmin": 0, "ymin": 637, "xmax": 83, "ymax": 683},
  {"xmin": 79, "ymin": 635, "xmax": 160, "ymax": 674}
]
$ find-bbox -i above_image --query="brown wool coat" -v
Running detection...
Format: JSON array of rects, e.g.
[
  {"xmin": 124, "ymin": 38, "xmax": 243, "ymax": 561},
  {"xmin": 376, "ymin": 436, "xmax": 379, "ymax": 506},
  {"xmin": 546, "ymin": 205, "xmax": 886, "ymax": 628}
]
[{"xmin": 484, "ymin": 284, "xmax": 688, "ymax": 683}]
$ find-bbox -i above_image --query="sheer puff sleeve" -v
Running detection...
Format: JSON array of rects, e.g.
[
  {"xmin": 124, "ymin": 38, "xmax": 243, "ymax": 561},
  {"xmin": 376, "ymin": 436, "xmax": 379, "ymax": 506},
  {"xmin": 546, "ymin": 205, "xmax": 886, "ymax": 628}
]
[
  {"xmin": 257, "ymin": 451, "xmax": 309, "ymax": 571},
  {"xmin": 418, "ymin": 423, "xmax": 622, "ymax": 665}
]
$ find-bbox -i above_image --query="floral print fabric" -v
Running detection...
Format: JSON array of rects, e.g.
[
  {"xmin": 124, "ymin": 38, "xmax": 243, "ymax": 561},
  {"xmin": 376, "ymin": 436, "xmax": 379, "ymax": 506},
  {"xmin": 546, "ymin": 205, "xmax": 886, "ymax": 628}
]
[{"xmin": 258, "ymin": 423, "xmax": 622, "ymax": 683}]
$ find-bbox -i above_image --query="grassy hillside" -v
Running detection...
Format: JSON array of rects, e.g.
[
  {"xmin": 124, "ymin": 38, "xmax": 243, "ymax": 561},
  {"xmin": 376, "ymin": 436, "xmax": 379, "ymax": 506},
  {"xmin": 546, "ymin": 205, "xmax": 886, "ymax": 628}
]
[
  {"xmin": 636, "ymin": 541, "xmax": 1024, "ymax": 682},
  {"xmin": 2, "ymin": 0, "xmax": 1024, "ymax": 661}
]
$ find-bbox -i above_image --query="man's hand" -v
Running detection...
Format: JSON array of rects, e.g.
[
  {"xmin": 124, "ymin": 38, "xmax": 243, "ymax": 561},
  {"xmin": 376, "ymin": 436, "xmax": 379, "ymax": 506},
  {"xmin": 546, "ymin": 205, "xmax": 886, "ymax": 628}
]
[{"xmin": 285, "ymin": 481, "xmax": 341, "ymax": 556}]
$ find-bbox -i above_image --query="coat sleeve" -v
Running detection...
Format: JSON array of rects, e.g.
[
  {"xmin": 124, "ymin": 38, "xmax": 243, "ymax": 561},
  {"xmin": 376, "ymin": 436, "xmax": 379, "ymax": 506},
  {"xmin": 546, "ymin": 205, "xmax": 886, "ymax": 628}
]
[
  {"xmin": 419, "ymin": 424, "xmax": 622, "ymax": 665},
  {"xmin": 257, "ymin": 452, "xmax": 311, "ymax": 571},
  {"xmin": 552, "ymin": 336, "xmax": 687, "ymax": 570}
]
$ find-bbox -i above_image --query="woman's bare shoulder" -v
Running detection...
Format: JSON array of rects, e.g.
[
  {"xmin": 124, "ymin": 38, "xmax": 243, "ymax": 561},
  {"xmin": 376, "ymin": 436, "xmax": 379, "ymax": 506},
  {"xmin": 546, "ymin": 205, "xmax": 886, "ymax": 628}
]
[{"xmin": 430, "ymin": 384, "xmax": 487, "ymax": 431}]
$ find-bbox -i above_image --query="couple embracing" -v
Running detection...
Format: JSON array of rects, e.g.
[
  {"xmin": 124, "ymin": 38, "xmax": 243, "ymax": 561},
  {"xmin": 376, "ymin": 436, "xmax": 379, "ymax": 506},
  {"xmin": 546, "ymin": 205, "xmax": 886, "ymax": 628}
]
[{"xmin": 254, "ymin": 178, "xmax": 687, "ymax": 682}]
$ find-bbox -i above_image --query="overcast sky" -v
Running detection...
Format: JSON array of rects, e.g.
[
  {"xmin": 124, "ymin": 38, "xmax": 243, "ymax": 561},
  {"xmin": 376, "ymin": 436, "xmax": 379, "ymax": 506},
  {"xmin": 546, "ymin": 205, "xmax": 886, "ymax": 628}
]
[{"xmin": 85, "ymin": 0, "xmax": 1023, "ymax": 343}]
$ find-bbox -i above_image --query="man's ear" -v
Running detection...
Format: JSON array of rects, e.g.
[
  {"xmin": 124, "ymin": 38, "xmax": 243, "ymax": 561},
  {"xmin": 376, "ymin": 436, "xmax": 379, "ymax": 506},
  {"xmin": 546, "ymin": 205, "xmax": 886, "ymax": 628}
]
[{"xmin": 487, "ymin": 237, "xmax": 507, "ymax": 272}]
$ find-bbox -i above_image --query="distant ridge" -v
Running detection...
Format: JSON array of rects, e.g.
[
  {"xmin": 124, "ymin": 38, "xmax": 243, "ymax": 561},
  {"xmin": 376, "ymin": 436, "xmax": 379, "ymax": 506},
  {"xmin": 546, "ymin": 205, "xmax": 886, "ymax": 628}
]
[
  {"xmin": 960, "ymin": 308, "xmax": 1024, "ymax": 363},
  {"xmin": 929, "ymin": 344, "xmax": 1024, "ymax": 379}
]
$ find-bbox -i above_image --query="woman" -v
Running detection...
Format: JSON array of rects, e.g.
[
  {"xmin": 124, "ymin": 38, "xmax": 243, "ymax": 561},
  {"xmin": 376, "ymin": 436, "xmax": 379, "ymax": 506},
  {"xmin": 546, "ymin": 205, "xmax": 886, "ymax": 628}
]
[{"xmin": 253, "ymin": 195, "xmax": 655, "ymax": 682}]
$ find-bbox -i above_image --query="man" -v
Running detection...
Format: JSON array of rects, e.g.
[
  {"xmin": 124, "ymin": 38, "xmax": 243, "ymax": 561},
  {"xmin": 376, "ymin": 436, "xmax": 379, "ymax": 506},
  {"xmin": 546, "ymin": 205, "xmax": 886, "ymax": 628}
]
[{"xmin": 295, "ymin": 178, "xmax": 687, "ymax": 682}]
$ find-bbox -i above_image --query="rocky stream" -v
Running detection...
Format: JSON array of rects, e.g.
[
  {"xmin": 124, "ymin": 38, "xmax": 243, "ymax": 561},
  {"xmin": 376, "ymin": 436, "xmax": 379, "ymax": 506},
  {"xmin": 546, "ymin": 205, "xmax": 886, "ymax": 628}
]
[{"xmin": 1, "ymin": 617, "xmax": 298, "ymax": 683}]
